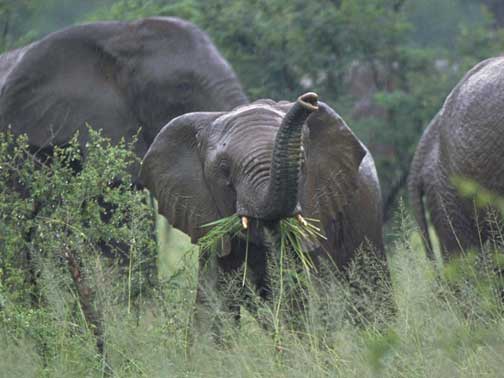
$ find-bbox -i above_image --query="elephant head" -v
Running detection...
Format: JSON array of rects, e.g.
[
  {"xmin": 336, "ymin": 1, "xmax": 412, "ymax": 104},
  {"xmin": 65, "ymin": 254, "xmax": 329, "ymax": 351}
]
[
  {"xmin": 0, "ymin": 17, "xmax": 248, "ymax": 177},
  {"xmin": 140, "ymin": 92, "xmax": 372, "ymax": 264}
]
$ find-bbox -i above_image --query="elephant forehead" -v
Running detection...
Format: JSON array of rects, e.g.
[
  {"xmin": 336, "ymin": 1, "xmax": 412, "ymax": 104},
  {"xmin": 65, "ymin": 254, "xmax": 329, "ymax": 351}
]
[{"xmin": 211, "ymin": 104, "xmax": 285, "ymax": 141}]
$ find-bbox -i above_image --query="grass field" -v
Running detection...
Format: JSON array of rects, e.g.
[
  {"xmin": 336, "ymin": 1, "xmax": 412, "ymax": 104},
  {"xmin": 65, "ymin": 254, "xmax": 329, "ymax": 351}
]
[{"xmin": 2, "ymin": 211, "xmax": 504, "ymax": 378}]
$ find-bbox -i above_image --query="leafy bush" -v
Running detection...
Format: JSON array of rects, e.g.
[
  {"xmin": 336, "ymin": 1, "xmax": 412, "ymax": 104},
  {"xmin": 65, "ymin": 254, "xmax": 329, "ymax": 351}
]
[{"xmin": 0, "ymin": 127, "xmax": 156, "ymax": 318}]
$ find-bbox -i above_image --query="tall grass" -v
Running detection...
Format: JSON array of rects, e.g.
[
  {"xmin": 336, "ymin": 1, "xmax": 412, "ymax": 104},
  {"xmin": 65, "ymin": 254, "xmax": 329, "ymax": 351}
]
[{"xmin": 2, "ymin": 209, "xmax": 504, "ymax": 377}]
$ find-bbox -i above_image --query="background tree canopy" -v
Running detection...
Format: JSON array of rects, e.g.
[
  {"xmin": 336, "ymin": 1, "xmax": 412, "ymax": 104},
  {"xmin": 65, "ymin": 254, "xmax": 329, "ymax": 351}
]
[{"xmin": 1, "ymin": 0, "xmax": 503, "ymax": 220}]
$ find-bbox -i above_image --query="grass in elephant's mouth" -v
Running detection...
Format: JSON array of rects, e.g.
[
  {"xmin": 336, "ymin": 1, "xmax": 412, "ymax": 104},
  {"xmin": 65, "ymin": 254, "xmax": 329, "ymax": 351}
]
[
  {"xmin": 278, "ymin": 217, "xmax": 325, "ymax": 271},
  {"xmin": 199, "ymin": 215, "xmax": 324, "ymax": 274},
  {"xmin": 198, "ymin": 215, "xmax": 243, "ymax": 254}
]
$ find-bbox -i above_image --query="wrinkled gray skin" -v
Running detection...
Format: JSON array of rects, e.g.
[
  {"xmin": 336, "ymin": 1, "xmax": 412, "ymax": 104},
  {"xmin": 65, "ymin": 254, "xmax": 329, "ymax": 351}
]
[
  {"xmin": 141, "ymin": 93, "xmax": 386, "ymax": 332},
  {"xmin": 409, "ymin": 57, "xmax": 504, "ymax": 261},
  {"xmin": 0, "ymin": 17, "xmax": 248, "ymax": 178}
]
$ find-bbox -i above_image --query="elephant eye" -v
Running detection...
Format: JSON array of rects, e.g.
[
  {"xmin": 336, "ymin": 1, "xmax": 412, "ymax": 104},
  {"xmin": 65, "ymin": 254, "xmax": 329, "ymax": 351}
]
[
  {"xmin": 219, "ymin": 159, "xmax": 231, "ymax": 178},
  {"xmin": 176, "ymin": 82, "xmax": 194, "ymax": 98}
]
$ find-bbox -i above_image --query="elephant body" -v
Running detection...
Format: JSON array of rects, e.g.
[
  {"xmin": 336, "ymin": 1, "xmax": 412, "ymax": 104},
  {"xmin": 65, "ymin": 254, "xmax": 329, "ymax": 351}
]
[
  {"xmin": 0, "ymin": 17, "xmax": 247, "ymax": 177},
  {"xmin": 141, "ymin": 93, "xmax": 387, "ymax": 331},
  {"xmin": 409, "ymin": 57, "xmax": 504, "ymax": 260}
]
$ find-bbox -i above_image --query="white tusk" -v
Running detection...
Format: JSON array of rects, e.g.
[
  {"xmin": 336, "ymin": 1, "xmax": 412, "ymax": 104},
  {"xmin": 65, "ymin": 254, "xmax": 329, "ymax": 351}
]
[
  {"xmin": 241, "ymin": 216, "xmax": 249, "ymax": 230},
  {"xmin": 296, "ymin": 214, "xmax": 308, "ymax": 227}
]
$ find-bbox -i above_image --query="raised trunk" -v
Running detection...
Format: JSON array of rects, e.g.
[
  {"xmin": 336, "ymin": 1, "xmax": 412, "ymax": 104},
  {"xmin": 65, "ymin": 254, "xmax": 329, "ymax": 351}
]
[{"xmin": 259, "ymin": 92, "xmax": 318, "ymax": 220}]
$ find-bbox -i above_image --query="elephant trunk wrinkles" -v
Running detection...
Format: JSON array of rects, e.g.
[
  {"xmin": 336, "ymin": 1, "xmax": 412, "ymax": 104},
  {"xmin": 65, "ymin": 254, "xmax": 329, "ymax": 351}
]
[{"xmin": 260, "ymin": 92, "xmax": 318, "ymax": 220}]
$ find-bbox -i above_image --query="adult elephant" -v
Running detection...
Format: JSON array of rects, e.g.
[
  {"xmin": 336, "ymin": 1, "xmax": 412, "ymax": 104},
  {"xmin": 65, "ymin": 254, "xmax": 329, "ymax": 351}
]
[
  {"xmin": 409, "ymin": 57, "xmax": 504, "ymax": 261},
  {"xmin": 0, "ymin": 16, "xmax": 247, "ymax": 176},
  {"xmin": 141, "ymin": 92, "xmax": 389, "ymax": 332}
]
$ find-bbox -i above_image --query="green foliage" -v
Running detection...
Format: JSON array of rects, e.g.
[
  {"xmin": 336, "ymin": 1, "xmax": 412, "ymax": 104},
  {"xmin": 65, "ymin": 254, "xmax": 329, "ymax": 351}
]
[
  {"xmin": 86, "ymin": 0, "xmax": 200, "ymax": 22},
  {"xmin": 404, "ymin": 0, "xmax": 488, "ymax": 48},
  {"xmin": 2, "ymin": 212, "xmax": 504, "ymax": 377},
  {"xmin": 364, "ymin": 328, "xmax": 400, "ymax": 371},
  {"xmin": 198, "ymin": 215, "xmax": 242, "ymax": 256},
  {"xmin": 0, "ymin": 128, "xmax": 156, "ymax": 307},
  {"xmin": 454, "ymin": 176, "xmax": 504, "ymax": 213},
  {"xmin": 194, "ymin": 0, "xmax": 409, "ymax": 102},
  {"xmin": 0, "ymin": 0, "xmax": 105, "ymax": 49}
]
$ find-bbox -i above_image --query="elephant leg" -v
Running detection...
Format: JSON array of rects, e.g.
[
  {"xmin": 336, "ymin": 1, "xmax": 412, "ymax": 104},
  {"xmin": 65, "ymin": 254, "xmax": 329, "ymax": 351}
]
[
  {"xmin": 430, "ymin": 190, "xmax": 484, "ymax": 260},
  {"xmin": 192, "ymin": 252, "xmax": 216, "ymax": 340},
  {"xmin": 143, "ymin": 191, "xmax": 160, "ymax": 288},
  {"xmin": 245, "ymin": 238, "xmax": 309, "ymax": 334},
  {"xmin": 281, "ymin": 248, "xmax": 310, "ymax": 333},
  {"xmin": 240, "ymin": 243, "xmax": 273, "ymax": 332},
  {"xmin": 23, "ymin": 202, "xmax": 43, "ymax": 306},
  {"xmin": 196, "ymin": 239, "xmax": 275, "ymax": 334},
  {"xmin": 193, "ymin": 238, "xmax": 246, "ymax": 343}
]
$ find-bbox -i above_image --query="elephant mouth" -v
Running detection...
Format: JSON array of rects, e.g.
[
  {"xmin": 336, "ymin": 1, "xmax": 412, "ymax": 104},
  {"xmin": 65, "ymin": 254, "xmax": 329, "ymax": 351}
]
[
  {"xmin": 234, "ymin": 213, "xmax": 322, "ymax": 256},
  {"xmin": 234, "ymin": 216, "xmax": 273, "ymax": 245},
  {"xmin": 200, "ymin": 213, "xmax": 322, "ymax": 262},
  {"xmin": 239, "ymin": 213, "xmax": 309, "ymax": 231}
]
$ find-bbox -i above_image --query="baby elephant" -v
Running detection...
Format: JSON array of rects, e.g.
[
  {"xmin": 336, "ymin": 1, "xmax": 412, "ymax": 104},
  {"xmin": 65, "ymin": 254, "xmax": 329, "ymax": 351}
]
[{"xmin": 141, "ymin": 93, "xmax": 388, "ymax": 333}]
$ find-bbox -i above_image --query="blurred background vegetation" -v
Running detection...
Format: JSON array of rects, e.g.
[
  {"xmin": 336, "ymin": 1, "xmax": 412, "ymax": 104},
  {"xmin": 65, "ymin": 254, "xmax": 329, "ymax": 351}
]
[{"xmin": 1, "ymin": 0, "xmax": 504, "ymax": 222}]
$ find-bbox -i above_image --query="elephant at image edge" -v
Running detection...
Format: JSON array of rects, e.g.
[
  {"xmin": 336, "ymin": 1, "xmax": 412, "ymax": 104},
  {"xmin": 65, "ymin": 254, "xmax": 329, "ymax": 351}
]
[
  {"xmin": 0, "ymin": 16, "xmax": 248, "ymax": 178},
  {"xmin": 141, "ymin": 92, "xmax": 389, "ymax": 330},
  {"xmin": 409, "ymin": 56, "xmax": 504, "ymax": 261}
]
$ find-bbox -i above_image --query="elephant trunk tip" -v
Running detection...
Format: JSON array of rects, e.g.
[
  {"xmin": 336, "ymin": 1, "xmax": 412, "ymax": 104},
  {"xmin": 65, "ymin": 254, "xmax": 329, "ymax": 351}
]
[{"xmin": 298, "ymin": 92, "xmax": 319, "ymax": 111}]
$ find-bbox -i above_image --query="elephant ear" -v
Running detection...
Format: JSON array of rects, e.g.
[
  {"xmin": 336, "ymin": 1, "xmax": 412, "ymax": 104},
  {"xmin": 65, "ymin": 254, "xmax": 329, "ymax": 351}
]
[
  {"xmin": 0, "ymin": 24, "xmax": 146, "ymax": 156},
  {"xmin": 300, "ymin": 102, "xmax": 366, "ymax": 222},
  {"xmin": 140, "ymin": 112, "xmax": 223, "ymax": 244}
]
